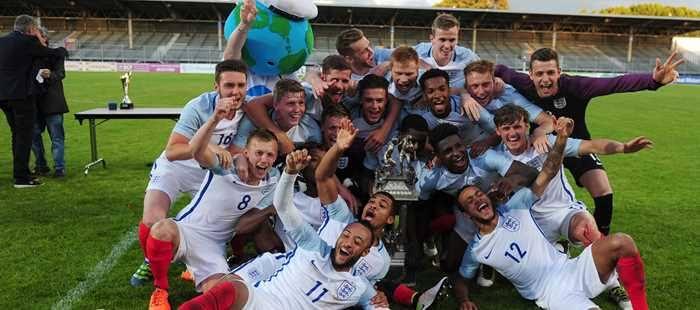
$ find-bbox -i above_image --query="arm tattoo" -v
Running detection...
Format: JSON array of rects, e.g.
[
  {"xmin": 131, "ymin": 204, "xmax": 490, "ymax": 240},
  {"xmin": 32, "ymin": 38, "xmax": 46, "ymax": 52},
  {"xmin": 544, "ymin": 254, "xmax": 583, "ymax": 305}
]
[
  {"xmin": 541, "ymin": 137, "xmax": 566, "ymax": 178},
  {"xmin": 532, "ymin": 135, "xmax": 567, "ymax": 195}
]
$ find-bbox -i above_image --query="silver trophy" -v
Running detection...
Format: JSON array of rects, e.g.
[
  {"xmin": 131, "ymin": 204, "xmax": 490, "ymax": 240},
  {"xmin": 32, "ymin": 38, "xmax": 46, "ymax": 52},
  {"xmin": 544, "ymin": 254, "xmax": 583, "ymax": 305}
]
[
  {"xmin": 120, "ymin": 71, "xmax": 133, "ymax": 109},
  {"xmin": 373, "ymin": 135, "xmax": 419, "ymax": 201}
]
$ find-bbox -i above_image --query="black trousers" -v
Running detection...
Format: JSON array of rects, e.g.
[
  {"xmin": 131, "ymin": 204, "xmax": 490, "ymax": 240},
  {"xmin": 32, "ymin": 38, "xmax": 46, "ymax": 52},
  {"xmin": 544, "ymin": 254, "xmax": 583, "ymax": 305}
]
[{"xmin": 1, "ymin": 97, "xmax": 36, "ymax": 182}]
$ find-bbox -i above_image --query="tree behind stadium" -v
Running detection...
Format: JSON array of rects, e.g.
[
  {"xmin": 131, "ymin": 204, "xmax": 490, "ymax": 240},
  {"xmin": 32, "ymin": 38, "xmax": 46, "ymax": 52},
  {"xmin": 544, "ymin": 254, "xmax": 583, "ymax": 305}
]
[
  {"xmin": 594, "ymin": 3, "xmax": 700, "ymax": 18},
  {"xmin": 433, "ymin": 0, "xmax": 508, "ymax": 10}
]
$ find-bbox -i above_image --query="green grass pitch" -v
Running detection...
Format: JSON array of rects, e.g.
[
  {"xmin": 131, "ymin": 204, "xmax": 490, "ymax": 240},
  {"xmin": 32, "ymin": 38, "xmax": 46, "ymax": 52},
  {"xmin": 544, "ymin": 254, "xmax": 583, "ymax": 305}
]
[{"xmin": 0, "ymin": 72, "xmax": 698, "ymax": 309}]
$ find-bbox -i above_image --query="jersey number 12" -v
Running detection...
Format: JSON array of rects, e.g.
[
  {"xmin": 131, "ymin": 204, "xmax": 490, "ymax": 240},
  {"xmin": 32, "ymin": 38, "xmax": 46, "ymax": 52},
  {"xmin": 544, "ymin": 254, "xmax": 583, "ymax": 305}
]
[{"xmin": 505, "ymin": 242, "xmax": 527, "ymax": 263}]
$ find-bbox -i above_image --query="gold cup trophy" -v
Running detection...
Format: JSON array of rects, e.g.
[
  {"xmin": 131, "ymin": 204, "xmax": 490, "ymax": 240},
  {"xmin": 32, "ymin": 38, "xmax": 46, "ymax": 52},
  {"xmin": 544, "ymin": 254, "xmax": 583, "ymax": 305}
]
[{"xmin": 120, "ymin": 71, "xmax": 134, "ymax": 109}]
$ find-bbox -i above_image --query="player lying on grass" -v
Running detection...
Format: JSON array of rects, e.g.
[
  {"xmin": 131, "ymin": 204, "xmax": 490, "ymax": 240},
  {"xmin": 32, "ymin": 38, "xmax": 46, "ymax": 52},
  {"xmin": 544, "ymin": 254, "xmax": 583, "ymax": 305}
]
[
  {"xmin": 468, "ymin": 104, "xmax": 652, "ymax": 308},
  {"xmin": 233, "ymin": 118, "xmax": 449, "ymax": 309},
  {"xmin": 131, "ymin": 59, "xmax": 248, "ymax": 287},
  {"xmin": 456, "ymin": 116, "xmax": 648, "ymax": 310},
  {"xmin": 145, "ymin": 101, "xmax": 280, "ymax": 310},
  {"xmin": 179, "ymin": 149, "xmax": 382, "ymax": 309}
]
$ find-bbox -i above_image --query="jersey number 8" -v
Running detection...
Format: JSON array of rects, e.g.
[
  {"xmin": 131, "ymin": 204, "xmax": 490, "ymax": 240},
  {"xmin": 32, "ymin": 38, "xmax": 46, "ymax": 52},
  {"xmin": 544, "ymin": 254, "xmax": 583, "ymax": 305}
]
[{"xmin": 237, "ymin": 194, "xmax": 251, "ymax": 210}]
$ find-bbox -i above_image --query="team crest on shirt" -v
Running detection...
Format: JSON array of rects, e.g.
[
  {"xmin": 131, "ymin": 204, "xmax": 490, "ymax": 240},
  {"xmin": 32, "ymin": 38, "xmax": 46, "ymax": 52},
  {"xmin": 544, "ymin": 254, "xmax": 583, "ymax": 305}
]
[
  {"xmin": 247, "ymin": 268, "xmax": 260, "ymax": 280},
  {"xmin": 337, "ymin": 280, "xmax": 357, "ymax": 300},
  {"xmin": 525, "ymin": 153, "xmax": 546, "ymax": 170},
  {"xmin": 353, "ymin": 259, "xmax": 372, "ymax": 276},
  {"xmin": 502, "ymin": 215, "xmax": 521, "ymax": 232},
  {"xmin": 553, "ymin": 97, "xmax": 567, "ymax": 109}
]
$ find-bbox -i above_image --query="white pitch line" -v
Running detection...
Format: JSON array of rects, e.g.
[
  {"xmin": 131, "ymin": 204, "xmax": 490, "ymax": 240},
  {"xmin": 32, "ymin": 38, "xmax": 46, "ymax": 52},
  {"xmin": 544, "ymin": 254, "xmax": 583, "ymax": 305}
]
[{"xmin": 52, "ymin": 227, "xmax": 137, "ymax": 310}]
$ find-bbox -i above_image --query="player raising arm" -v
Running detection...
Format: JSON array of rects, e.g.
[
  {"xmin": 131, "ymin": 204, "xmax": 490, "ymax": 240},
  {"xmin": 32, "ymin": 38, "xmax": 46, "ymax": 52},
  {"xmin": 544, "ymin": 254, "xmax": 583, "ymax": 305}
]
[
  {"xmin": 492, "ymin": 48, "xmax": 682, "ymax": 238},
  {"xmin": 456, "ymin": 117, "xmax": 649, "ymax": 310},
  {"xmin": 180, "ymin": 149, "xmax": 383, "ymax": 310},
  {"xmin": 130, "ymin": 59, "xmax": 247, "ymax": 287}
]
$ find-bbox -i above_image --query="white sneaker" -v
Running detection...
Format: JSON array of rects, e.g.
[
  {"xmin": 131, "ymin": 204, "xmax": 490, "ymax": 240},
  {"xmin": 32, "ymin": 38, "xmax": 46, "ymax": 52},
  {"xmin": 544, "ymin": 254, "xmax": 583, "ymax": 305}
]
[
  {"xmin": 416, "ymin": 276, "xmax": 448, "ymax": 310},
  {"xmin": 476, "ymin": 264, "xmax": 495, "ymax": 287}
]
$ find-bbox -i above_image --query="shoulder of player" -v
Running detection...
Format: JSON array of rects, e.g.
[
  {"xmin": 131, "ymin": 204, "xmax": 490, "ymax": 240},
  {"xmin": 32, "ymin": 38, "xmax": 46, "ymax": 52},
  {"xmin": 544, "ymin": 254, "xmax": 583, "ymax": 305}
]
[
  {"xmin": 504, "ymin": 187, "xmax": 537, "ymax": 209},
  {"xmin": 184, "ymin": 91, "xmax": 217, "ymax": 112},
  {"xmin": 556, "ymin": 74, "xmax": 581, "ymax": 93},
  {"xmin": 265, "ymin": 167, "xmax": 282, "ymax": 182},
  {"xmin": 453, "ymin": 45, "xmax": 477, "ymax": 60},
  {"xmin": 300, "ymin": 82, "xmax": 316, "ymax": 99},
  {"xmin": 299, "ymin": 114, "xmax": 321, "ymax": 129},
  {"xmin": 413, "ymin": 42, "xmax": 431, "ymax": 56}
]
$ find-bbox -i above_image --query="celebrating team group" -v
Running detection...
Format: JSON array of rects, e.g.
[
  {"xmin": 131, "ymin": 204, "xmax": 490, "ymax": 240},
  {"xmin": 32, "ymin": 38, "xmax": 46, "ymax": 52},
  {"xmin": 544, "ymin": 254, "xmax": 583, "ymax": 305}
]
[{"xmin": 129, "ymin": 1, "xmax": 684, "ymax": 309}]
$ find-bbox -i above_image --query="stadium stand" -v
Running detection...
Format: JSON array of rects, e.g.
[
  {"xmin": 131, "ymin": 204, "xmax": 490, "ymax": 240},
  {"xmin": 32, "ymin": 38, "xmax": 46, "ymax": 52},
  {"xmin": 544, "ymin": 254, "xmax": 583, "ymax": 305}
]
[{"xmin": 1, "ymin": 0, "xmax": 699, "ymax": 73}]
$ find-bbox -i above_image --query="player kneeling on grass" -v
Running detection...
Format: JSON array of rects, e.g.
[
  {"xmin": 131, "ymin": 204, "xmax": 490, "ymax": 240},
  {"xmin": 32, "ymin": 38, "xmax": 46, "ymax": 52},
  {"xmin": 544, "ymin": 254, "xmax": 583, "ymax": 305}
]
[
  {"xmin": 180, "ymin": 149, "xmax": 383, "ymax": 309},
  {"xmin": 456, "ymin": 117, "xmax": 648, "ymax": 310},
  {"xmin": 131, "ymin": 59, "xmax": 248, "ymax": 286},
  {"xmin": 145, "ymin": 102, "xmax": 280, "ymax": 310}
]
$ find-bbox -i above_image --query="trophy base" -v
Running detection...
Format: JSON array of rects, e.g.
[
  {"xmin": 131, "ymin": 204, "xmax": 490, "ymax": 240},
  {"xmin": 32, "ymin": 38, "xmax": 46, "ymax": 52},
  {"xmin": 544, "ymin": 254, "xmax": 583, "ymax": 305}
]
[
  {"xmin": 373, "ymin": 176, "xmax": 418, "ymax": 201},
  {"xmin": 120, "ymin": 102, "xmax": 133, "ymax": 109}
]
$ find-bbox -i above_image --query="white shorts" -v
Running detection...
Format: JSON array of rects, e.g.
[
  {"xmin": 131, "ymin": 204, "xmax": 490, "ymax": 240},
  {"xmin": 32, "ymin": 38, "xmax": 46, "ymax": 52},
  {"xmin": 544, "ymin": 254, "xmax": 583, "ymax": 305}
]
[
  {"xmin": 240, "ymin": 280, "xmax": 279, "ymax": 310},
  {"xmin": 174, "ymin": 220, "xmax": 230, "ymax": 291},
  {"xmin": 533, "ymin": 202, "xmax": 588, "ymax": 243},
  {"xmin": 232, "ymin": 252, "xmax": 289, "ymax": 284},
  {"xmin": 453, "ymin": 206, "xmax": 477, "ymax": 243},
  {"xmin": 146, "ymin": 156, "xmax": 207, "ymax": 203},
  {"xmin": 536, "ymin": 246, "xmax": 618, "ymax": 310}
]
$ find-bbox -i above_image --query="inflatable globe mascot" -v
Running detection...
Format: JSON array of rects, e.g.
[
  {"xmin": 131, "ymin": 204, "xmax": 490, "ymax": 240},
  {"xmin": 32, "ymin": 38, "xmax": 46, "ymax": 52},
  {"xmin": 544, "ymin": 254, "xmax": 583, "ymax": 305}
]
[{"xmin": 224, "ymin": 0, "xmax": 317, "ymax": 76}]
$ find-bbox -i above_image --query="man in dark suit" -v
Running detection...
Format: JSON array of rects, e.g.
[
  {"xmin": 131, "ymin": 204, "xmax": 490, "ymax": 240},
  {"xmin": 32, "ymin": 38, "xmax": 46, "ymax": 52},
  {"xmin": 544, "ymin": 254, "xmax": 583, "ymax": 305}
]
[
  {"xmin": 0, "ymin": 15, "xmax": 66, "ymax": 188},
  {"xmin": 31, "ymin": 26, "xmax": 69, "ymax": 178}
]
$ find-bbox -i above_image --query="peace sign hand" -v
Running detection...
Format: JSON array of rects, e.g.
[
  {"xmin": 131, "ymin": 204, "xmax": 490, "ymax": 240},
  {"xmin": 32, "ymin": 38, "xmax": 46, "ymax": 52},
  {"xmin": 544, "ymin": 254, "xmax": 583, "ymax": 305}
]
[{"xmin": 653, "ymin": 51, "xmax": 684, "ymax": 85}]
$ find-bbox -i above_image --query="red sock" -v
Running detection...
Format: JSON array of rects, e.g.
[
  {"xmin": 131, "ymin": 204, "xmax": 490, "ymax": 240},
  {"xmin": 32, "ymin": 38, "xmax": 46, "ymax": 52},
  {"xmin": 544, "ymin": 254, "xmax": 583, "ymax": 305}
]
[
  {"xmin": 146, "ymin": 236, "xmax": 173, "ymax": 290},
  {"xmin": 616, "ymin": 253, "xmax": 648, "ymax": 310},
  {"xmin": 230, "ymin": 234, "xmax": 246, "ymax": 257},
  {"xmin": 430, "ymin": 214, "xmax": 456, "ymax": 234},
  {"xmin": 138, "ymin": 222, "xmax": 150, "ymax": 257},
  {"xmin": 392, "ymin": 284, "xmax": 416, "ymax": 306},
  {"xmin": 180, "ymin": 281, "xmax": 237, "ymax": 310}
]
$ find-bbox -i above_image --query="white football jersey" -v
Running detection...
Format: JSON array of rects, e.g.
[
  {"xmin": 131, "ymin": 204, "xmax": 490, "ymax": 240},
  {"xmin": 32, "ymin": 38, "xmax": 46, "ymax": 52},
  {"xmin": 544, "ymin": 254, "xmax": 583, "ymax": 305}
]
[
  {"xmin": 317, "ymin": 197, "xmax": 391, "ymax": 284},
  {"xmin": 414, "ymin": 42, "xmax": 480, "ymax": 89},
  {"xmin": 251, "ymin": 223, "xmax": 375, "ymax": 309},
  {"xmin": 492, "ymin": 135, "xmax": 582, "ymax": 213},
  {"xmin": 467, "ymin": 188, "xmax": 568, "ymax": 301},
  {"xmin": 416, "ymin": 148, "xmax": 513, "ymax": 200},
  {"xmin": 389, "ymin": 83, "xmax": 427, "ymax": 117},
  {"xmin": 481, "ymin": 85, "xmax": 544, "ymax": 124},
  {"xmin": 273, "ymin": 191, "xmax": 326, "ymax": 251},
  {"xmin": 420, "ymin": 95, "xmax": 496, "ymax": 145},
  {"xmin": 234, "ymin": 113, "xmax": 321, "ymax": 149},
  {"xmin": 161, "ymin": 91, "xmax": 243, "ymax": 169},
  {"xmin": 174, "ymin": 168, "xmax": 278, "ymax": 244}
]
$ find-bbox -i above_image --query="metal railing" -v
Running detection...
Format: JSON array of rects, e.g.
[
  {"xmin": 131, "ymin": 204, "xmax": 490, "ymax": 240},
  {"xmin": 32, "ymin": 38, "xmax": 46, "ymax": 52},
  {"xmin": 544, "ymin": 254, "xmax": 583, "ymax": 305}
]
[
  {"xmin": 67, "ymin": 44, "xmax": 223, "ymax": 63},
  {"xmin": 63, "ymin": 44, "xmax": 700, "ymax": 73}
]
